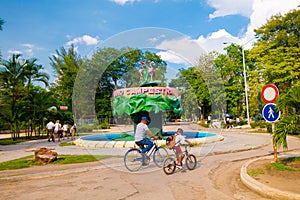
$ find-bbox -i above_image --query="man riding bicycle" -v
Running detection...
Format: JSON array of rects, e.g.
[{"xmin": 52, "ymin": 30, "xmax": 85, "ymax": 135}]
[{"xmin": 134, "ymin": 116, "xmax": 159, "ymax": 157}]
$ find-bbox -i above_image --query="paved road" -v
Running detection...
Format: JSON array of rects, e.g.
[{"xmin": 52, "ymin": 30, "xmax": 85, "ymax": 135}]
[{"xmin": 1, "ymin": 126, "xmax": 300, "ymax": 200}]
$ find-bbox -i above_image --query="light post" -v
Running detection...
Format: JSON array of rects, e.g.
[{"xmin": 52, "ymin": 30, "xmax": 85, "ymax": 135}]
[
  {"xmin": 241, "ymin": 36, "xmax": 259, "ymax": 126},
  {"xmin": 242, "ymin": 45, "xmax": 250, "ymax": 126},
  {"xmin": 224, "ymin": 36, "xmax": 259, "ymax": 126}
]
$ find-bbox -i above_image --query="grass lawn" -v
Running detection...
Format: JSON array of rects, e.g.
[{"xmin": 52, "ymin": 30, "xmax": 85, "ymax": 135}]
[{"xmin": 0, "ymin": 154, "xmax": 114, "ymax": 171}]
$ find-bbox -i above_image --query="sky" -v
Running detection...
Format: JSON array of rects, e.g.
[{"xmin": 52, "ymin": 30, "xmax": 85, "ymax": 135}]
[{"xmin": 0, "ymin": 0, "xmax": 299, "ymax": 83}]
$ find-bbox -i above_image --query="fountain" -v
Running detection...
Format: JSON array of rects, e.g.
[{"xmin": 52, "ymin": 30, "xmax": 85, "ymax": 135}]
[{"xmin": 74, "ymin": 61, "xmax": 224, "ymax": 148}]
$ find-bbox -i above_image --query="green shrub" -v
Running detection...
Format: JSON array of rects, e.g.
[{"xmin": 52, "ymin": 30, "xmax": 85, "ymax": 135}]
[
  {"xmin": 77, "ymin": 124, "xmax": 95, "ymax": 132},
  {"xmin": 100, "ymin": 120, "xmax": 110, "ymax": 129},
  {"xmin": 197, "ymin": 121, "xmax": 209, "ymax": 128}
]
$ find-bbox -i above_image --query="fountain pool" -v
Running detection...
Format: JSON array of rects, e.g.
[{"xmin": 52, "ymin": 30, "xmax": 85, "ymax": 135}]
[{"xmin": 74, "ymin": 131, "xmax": 224, "ymax": 149}]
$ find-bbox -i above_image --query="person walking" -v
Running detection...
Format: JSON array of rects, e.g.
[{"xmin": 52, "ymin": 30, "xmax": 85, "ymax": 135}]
[
  {"xmin": 70, "ymin": 123, "xmax": 77, "ymax": 140},
  {"xmin": 62, "ymin": 123, "xmax": 69, "ymax": 140},
  {"xmin": 46, "ymin": 120, "xmax": 55, "ymax": 142},
  {"xmin": 54, "ymin": 120, "xmax": 62, "ymax": 142}
]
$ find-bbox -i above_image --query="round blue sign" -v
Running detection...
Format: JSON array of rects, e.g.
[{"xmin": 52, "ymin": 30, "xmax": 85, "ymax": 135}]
[{"xmin": 262, "ymin": 103, "xmax": 280, "ymax": 122}]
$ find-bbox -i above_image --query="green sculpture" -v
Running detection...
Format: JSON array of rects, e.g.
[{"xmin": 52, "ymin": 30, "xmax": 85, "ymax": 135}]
[{"xmin": 112, "ymin": 61, "xmax": 182, "ymax": 133}]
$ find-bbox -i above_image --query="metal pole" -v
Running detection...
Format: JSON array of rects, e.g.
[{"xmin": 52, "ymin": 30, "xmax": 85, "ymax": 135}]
[
  {"xmin": 242, "ymin": 46, "xmax": 250, "ymax": 126},
  {"xmin": 223, "ymin": 36, "xmax": 258, "ymax": 126}
]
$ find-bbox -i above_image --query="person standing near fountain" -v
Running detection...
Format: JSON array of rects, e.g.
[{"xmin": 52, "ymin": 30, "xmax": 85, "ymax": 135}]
[{"xmin": 135, "ymin": 116, "xmax": 159, "ymax": 156}]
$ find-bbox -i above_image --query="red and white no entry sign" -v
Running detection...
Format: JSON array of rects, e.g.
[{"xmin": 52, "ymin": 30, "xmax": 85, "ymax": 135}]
[{"xmin": 262, "ymin": 84, "xmax": 279, "ymax": 103}]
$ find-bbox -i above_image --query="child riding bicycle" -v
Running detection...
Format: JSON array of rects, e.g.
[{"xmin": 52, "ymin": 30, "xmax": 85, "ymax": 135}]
[{"xmin": 167, "ymin": 128, "xmax": 193, "ymax": 169}]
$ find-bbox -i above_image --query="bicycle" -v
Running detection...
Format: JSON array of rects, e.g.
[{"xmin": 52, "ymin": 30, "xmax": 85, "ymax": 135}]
[
  {"xmin": 163, "ymin": 144, "xmax": 197, "ymax": 175},
  {"xmin": 124, "ymin": 139, "xmax": 168, "ymax": 172}
]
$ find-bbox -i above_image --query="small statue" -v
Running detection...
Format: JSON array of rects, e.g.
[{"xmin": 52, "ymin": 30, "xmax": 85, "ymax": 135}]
[
  {"xmin": 139, "ymin": 61, "xmax": 156, "ymax": 83},
  {"xmin": 149, "ymin": 61, "xmax": 156, "ymax": 81}
]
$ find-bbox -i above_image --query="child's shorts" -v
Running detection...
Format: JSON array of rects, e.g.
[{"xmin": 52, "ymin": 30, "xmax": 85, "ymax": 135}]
[{"xmin": 173, "ymin": 145, "xmax": 182, "ymax": 154}]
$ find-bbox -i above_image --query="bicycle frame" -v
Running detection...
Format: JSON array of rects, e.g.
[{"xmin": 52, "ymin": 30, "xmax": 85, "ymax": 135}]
[
  {"xmin": 172, "ymin": 144, "xmax": 190, "ymax": 159},
  {"xmin": 124, "ymin": 140, "xmax": 168, "ymax": 171},
  {"xmin": 139, "ymin": 140, "xmax": 159, "ymax": 158},
  {"xmin": 163, "ymin": 144, "xmax": 197, "ymax": 175}
]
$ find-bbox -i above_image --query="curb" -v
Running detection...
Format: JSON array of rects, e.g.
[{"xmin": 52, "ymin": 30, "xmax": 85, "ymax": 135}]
[{"xmin": 240, "ymin": 156, "xmax": 300, "ymax": 200}]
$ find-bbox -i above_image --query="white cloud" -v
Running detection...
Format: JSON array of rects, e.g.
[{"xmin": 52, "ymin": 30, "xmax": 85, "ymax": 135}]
[
  {"xmin": 7, "ymin": 50, "xmax": 22, "ymax": 54},
  {"xmin": 244, "ymin": 0, "xmax": 300, "ymax": 42},
  {"xmin": 21, "ymin": 43, "xmax": 34, "ymax": 49},
  {"xmin": 208, "ymin": 0, "xmax": 254, "ymax": 19},
  {"xmin": 66, "ymin": 35, "xmax": 99, "ymax": 46},
  {"xmin": 110, "ymin": 0, "xmax": 140, "ymax": 5},
  {"xmin": 148, "ymin": 34, "xmax": 166, "ymax": 43},
  {"xmin": 156, "ymin": 50, "xmax": 189, "ymax": 65},
  {"xmin": 197, "ymin": 29, "xmax": 239, "ymax": 53},
  {"xmin": 203, "ymin": 0, "xmax": 300, "ymax": 51},
  {"xmin": 156, "ymin": 36, "xmax": 206, "ymax": 65}
]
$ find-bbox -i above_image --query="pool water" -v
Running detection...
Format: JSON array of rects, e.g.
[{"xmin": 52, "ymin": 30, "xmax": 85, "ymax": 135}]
[{"xmin": 81, "ymin": 132, "xmax": 216, "ymax": 141}]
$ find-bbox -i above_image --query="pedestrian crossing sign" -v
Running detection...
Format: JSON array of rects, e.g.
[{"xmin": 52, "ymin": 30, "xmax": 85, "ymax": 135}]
[{"xmin": 262, "ymin": 103, "xmax": 280, "ymax": 123}]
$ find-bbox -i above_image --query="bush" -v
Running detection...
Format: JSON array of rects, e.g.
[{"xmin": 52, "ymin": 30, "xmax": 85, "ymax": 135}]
[
  {"xmin": 250, "ymin": 121, "xmax": 269, "ymax": 129},
  {"xmin": 99, "ymin": 121, "xmax": 110, "ymax": 129},
  {"xmin": 77, "ymin": 124, "xmax": 95, "ymax": 132},
  {"xmin": 197, "ymin": 121, "xmax": 209, "ymax": 128}
]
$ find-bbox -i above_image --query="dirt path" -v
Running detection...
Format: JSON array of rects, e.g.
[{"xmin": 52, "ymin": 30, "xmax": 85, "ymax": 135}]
[
  {"xmin": 1, "ymin": 129, "xmax": 299, "ymax": 200},
  {"xmin": 1, "ymin": 156, "xmax": 274, "ymax": 200}
]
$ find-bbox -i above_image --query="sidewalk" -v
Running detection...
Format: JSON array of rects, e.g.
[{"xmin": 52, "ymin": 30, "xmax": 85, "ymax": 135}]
[{"xmin": 1, "ymin": 126, "xmax": 300, "ymax": 200}]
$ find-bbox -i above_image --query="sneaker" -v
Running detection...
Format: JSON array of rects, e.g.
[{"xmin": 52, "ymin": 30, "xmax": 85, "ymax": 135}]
[{"xmin": 176, "ymin": 164, "xmax": 183, "ymax": 170}]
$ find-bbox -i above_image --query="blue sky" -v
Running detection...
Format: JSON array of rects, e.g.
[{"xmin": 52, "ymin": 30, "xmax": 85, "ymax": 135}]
[{"xmin": 0, "ymin": 0, "xmax": 299, "ymax": 83}]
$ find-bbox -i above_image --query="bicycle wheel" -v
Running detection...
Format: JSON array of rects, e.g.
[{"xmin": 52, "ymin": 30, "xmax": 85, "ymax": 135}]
[
  {"xmin": 163, "ymin": 157, "xmax": 176, "ymax": 175},
  {"xmin": 124, "ymin": 148, "xmax": 143, "ymax": 172},
  {"xmin": 153, "ymin": 146, "xmax": 168, "ymax": 168},
  {"xmin": 185, "ymin": 154, "xmax": 197, "ymax": 170}
]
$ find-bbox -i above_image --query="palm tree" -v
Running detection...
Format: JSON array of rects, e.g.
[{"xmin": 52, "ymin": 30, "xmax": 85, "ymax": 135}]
[
  {"xmin": 0, "ymin": 54, "xmax": 27, "ymax": 139},
  {"xmin": 0, "ymin": 18, "xmax": 4, "ymax": 31},
  {"xmin": 21, "ymin": 58, "xmax": 49, "ymax": 137},
  {"xmin": 0, "ymin": 18, "xmax": 4, "ymax": 58},
  {"xmin": 24, "ymin": 58, "xmax": 49, "ymax": 90},
  {"xmin": 272, "ymin": 86, "xmax": 300, "ymax": 162}
]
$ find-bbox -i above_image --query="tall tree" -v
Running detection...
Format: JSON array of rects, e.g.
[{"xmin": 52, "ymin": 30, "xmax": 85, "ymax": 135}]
[
  {"xmin": 23, "ymin": 58, "xmax": 49, "ymax": 136},
  {"xmin": 0, "ymin": 54, "xmax": 27, "ymax": 139},
  {"xmin": 49, "ymin": 45, "xmax": 83, "ymax": 123},
  {"xmin": 249, "ymin": 9, "xmax": 300, "ymax": 93},
  {"xmin": 92, "ymin": 48, "xmax": 167, "ymax": 121},
  {"xmin": 214, "ymin": 45, "xmax": 253, "ymax": 119},
  {"xmin": 272, "ymin": 86, "xmax": 300, "ymax": 162},
  {"xmin": 0, "ymin": 18, "xmax": 4, "ymax": 31},
  {"xmin": 0, "ymin": 18, "xmax": 4, "ymax": 58},
  {"xmin": 248, "ymin": 8, "xmax": 300, "ymax": 161}
]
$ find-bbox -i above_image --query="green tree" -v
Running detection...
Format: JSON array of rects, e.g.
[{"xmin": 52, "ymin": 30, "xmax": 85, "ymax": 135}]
[
  {"xmin": 247, "ymin": 8, "xmax": 300, "ymax": 161},
  {"xmin": 0, "ymin": 54, "xmax": 27, "ymax": 139},
  {"xmin": 249, "ymin": 9, "xmax": 300, "ymax": 95},
  {"xmin": 49, "ymin": 45, "xmax": 83, "ymax": 123},
  {"xmin": 214, "ymin": 44, "xmax": 255, "ymax": 120},
  {"xmin": 271, "ymin": 86, "xmax": 300, "ymax": 162},
  {"xmin": 93, "ymin": 48, "xmax": 167, "ymax": 121},
  {"xmin": 0, "ymin": 18, "xmax": 4, "ymax": 58},
  {"xmin": 23, "ymin": 58, "xmax": 49, "ymax": 136},
  {"xmin": 0, "ymin": 18, "xmax": 4, "ymax": 31},
  {"xmin": 169, "ymin": 52, "xmax": 226, "ymax": 121}
]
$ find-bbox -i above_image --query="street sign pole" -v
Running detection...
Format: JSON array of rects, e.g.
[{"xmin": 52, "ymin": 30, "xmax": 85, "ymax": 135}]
[{"xmin": 261, "ymin": 84, "xmax": 279, "ymax": 162}]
